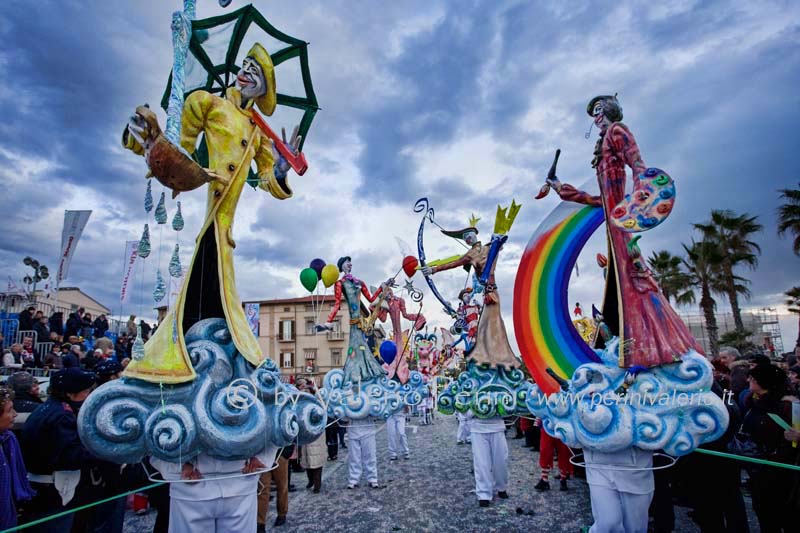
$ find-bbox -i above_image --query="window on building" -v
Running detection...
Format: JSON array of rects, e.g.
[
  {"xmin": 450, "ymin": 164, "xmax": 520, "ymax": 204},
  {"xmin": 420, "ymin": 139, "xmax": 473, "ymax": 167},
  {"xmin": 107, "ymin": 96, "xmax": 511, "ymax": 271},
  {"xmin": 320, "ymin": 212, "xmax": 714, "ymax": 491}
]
[
  {"xmin": 304, "ymin": 304, "xmax": 314, "ymax": 312},
  {"xmin": 332, "ymin": 320, "xmax": 341, "ymax": 333},
  {"xmin": 280, "ymin": 320, "xmax": 294, "ymax": 341},
  {"xmin": 305, "ymin": 318, "xmax": 316, "ymax": 335},
  {"xmin": 331, "ymin": 349, "xmax": 342, "ymax": 367},
  {"xmin": 283, "ymin": 307, "xmax": 290, "ymax": 312},
  {"xmin": 282, "ymin": 352, "xmax": 293, "ymax": 369},
  {"xmin": 304, "ymin": 349, "xmax": 317, "ymax": 360}
]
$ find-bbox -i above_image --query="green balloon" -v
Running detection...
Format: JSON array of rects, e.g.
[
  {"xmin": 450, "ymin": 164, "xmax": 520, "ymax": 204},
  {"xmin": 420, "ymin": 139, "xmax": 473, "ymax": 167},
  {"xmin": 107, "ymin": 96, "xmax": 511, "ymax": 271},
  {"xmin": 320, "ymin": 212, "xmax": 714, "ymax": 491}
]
[{"xmin": 300, "ymin": 267, "xmax": 318, "ymax": 292}]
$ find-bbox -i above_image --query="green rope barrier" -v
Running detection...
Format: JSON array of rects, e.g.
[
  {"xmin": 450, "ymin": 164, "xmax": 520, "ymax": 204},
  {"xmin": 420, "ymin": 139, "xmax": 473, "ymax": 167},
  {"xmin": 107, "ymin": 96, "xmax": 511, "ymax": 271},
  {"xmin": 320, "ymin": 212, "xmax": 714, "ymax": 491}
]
[
  {"xmin": 2, "ymin": 481, "xmax": 166, "ymax": 533},
  {"xmin": 694, "ymin": 448, "xmax": 800, "ymax": 471}
]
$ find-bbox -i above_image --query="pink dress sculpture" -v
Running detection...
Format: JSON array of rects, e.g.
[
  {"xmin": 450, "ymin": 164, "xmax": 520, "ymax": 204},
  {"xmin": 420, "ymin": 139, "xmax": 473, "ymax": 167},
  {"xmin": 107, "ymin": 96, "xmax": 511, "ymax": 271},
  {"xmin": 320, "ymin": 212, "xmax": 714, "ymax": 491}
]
[
  {"xmin": 549, "ymin": 95, "xmax": 702, "ymax": 369},
  {"xmin": 373, "ymin": 288, "xmax": 426, "ymax": 383}
]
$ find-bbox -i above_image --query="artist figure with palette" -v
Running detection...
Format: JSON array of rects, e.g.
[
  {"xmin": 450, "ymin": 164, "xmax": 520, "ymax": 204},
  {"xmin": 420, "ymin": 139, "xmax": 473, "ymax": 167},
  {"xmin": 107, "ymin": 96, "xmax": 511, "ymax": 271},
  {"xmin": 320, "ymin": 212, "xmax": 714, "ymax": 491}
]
[
  {"xmin": 541, "ymin": 94, "xmax": 701, "ymax": 380},
  {"xmin": 533, "ymin": 94, "xmax": 709, "ymax": 533}
]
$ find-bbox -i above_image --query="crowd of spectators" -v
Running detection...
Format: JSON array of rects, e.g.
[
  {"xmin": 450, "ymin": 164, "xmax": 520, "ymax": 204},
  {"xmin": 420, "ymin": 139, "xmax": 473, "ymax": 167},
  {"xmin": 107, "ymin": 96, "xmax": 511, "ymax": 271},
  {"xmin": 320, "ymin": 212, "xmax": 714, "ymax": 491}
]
[{"xmin": 2, "ymin": 306, "xmax": 158, "ymax": 373}]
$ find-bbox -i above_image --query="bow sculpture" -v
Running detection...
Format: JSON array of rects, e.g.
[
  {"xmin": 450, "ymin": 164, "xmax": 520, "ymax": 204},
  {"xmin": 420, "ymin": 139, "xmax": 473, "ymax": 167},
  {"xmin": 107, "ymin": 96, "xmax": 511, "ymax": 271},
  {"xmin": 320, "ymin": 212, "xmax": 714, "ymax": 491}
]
[{"xmin": 414, "ymin": 197, "xmax": 460, "ymax": 320}]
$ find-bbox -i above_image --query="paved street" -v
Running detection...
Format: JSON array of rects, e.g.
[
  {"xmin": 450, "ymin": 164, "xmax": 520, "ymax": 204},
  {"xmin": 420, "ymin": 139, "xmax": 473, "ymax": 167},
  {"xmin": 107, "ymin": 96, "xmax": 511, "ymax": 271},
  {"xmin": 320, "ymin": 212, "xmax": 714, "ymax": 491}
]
[{"xmin": 124, "ymin": 414, "xmax": 758, "ymax": 532}]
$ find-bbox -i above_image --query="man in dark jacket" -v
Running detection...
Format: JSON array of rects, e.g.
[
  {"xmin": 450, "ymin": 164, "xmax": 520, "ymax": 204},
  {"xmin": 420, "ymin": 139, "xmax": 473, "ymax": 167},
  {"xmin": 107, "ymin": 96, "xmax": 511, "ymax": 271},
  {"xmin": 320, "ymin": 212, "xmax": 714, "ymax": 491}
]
[
  {"xmin": 92, "ymin": 315, "xmax": 109, "ymax": 339},
  {"xmin": 32, "ymin": 316, "xmax": 49, "ymax": 345},
  {"xmin": 48, "ymin": 311, "xmax": 64, "ymax": 337},
  {"xmin": 64, "ymin": 308, "xmax": 85, "ymax": 339},
  {"xmin": 17, "ymin": 306, "xmax": 36, "ymax": 332},
  {"xmin": 19, "ymin": 368, "xmax": 96, "ymax": 531},
  {"xmin": 7, "ymin": 372, "xmax": 43, "ymax": 415},
  {"xmin": 61, "ymin": 343, "xmax": 79, "ymax": 369}
]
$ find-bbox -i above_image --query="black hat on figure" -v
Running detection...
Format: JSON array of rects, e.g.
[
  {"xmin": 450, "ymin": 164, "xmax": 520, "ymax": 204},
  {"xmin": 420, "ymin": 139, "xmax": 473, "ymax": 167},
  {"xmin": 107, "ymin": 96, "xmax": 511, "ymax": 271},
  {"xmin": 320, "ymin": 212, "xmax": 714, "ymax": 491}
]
[{"xmin": 337, "ymin": 256, "xmax": 352, "ymax": 272}]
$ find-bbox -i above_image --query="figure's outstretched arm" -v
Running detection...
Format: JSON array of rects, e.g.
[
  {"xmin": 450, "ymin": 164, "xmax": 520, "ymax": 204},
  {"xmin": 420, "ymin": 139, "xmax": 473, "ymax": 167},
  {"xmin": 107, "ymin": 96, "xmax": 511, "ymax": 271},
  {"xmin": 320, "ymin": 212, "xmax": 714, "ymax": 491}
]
[
  {"xmin": 255, "ymin": 133, "xmax": 293, "ymax": 200},
  {"xmin": 429, "ymin": 254, "xmax": 471, "ymax": 274},
  {"xmin": 398, "ymin": 298, "xmax": 425, "ymax": 325},
  {"xmin": 553, "ymin": 182, "xmax": 602, "ymax": 207},
  {"xmin": 361, "ymin": 283, "xmax": 383, "ymax": 303},
  {"xmin": 326, "ymin": 281, "xmax": 344, "ymax": 324}
]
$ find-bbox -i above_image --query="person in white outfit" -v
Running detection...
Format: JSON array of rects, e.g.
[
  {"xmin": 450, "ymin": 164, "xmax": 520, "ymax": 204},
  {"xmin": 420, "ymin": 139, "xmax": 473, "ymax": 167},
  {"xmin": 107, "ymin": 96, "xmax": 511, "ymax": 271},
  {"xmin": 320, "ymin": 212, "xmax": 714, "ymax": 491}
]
[
  {"xmin": 425, "ymin": 393, "xmax": 435, "ymax": 423},
  {"xmin": 585, "ymin": 447, "xmax": 654, "ymax": 533},
  {"xmin": 386, "ymin": 407, "xmax": 410, "ymax": 460},
  {"xmin": 456, "ymin": 410, "xmax": 472, "ymax": 444},
  {"xmin": 346, "ymin": 418, "xmax": 381, "ymax": 489},
  {"xmin": 469, "ymin": 417, "xmax": 509, "ymax": 507},
  {"xmin": 418, "ymin": 403, "xmax": 428, "ymax": 425},
  {"xmin": 150, "ymin": 447, "xmax": 274, "ymax": 533}
]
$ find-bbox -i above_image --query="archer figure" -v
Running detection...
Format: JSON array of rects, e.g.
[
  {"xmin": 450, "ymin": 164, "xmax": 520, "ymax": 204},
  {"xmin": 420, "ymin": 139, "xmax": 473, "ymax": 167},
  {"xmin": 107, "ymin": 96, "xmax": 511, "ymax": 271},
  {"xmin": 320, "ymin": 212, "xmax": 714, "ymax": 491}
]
[
  {"xmin": 451, "ymin": 287, "xmax": 480, "ymax": 353},
  {"xmin": 420, "ymin": 207, "xmax": 521, "ymax": 370}
]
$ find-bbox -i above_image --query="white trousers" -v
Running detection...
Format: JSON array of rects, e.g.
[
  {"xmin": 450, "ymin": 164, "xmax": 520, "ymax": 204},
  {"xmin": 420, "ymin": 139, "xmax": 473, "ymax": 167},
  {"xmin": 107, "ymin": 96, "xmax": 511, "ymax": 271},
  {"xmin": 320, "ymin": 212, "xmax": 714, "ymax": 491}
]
[
  {"xmin": 470, "ymin": 431, "xmax": 508, "ymax": 500},
  {"xmin": 457, "ymin": 417, "xmax": 471, "ymax": 443},
  {"xmin": 169, "ymin": 492, "xmax": 256, "ymax": 533},
  {"xmin": 348, "ymin": 424, "xmax": 378, "ymax": 484},
  {"xmin": 588, "ymin": 485, "xmax": 653, "ymax": 533},
  {"xmin": 386, "ymin": 413, "xmax": 408, "ymax": 457}
]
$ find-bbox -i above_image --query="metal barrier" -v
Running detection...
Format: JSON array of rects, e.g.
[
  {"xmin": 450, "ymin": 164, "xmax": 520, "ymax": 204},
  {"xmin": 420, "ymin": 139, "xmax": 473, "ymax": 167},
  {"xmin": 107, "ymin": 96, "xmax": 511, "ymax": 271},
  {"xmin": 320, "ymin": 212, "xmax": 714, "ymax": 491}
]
[
  {"xmin": 36, "ymin": 342, "xmax": 54, "ymax": 358},
  {"xmin": 15, "ymin": 329, "xmax": 38, "ymax": 347}
]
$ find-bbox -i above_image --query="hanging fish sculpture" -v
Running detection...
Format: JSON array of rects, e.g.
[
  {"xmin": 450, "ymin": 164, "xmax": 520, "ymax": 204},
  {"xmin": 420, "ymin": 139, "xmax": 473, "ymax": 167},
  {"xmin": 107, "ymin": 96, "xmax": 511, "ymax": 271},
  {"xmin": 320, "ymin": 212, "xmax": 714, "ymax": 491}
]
[
  {"xmin": 144, "ymin": 180, "xmax": 154, "ymax": 213},
  {"xmin": 153, "ymin": 270, "xmax": 167, "ymax": 302},
  {"xmin": 172, "ymin": 201, "xmax": 184, "ymax": 231},
  {"xmin": 169, "ymin": 244, "xmax": 182, "ymax": 278},
  {"xmin": 155, "ymin": 192, "xmax": 168, "ymax": 224},
  {"xmin": 137, "ymin": 224, "xmax": 151, "ymax": 258}
]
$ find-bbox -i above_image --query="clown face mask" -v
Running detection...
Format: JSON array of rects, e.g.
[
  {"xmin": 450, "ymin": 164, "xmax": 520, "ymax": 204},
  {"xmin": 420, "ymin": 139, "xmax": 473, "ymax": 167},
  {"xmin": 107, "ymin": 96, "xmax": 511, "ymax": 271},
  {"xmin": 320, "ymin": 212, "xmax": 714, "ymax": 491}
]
[
  {"xmin": 237, "ymin": 56, "xmax": 267, "ymax": 101},
  {"xmin": 592, "ymin": 101, "xmax": 612, "ymax": 131}
]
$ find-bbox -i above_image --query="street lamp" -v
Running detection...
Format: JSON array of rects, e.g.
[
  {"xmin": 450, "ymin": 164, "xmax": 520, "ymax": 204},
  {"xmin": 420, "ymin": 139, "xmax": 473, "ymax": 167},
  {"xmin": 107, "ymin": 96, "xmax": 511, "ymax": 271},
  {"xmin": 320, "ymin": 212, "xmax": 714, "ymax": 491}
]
[{"xmin": 22, "ymin": 256, "xmax": 49, "ymax": 299}]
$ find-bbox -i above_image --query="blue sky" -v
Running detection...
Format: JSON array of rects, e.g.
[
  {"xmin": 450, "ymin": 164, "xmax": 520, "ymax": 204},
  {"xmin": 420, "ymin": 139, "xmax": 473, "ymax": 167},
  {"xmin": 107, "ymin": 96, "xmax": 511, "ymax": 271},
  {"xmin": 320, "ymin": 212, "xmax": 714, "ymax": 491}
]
[{"xmin": 1, "ymin": 0, "xmax": 798, "ymax": 350}]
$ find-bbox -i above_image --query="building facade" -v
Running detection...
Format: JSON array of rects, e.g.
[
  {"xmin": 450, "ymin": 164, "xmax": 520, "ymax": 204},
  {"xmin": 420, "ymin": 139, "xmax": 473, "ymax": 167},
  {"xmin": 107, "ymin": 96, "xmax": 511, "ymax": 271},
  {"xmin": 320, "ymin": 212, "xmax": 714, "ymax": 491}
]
[
  {"xmin": 1, "ymin": 287, "xmax": 110, "ymax": 319},
  {"xmin": 249, "ymin": 295, "xmax": 351, "ymax": 386}
]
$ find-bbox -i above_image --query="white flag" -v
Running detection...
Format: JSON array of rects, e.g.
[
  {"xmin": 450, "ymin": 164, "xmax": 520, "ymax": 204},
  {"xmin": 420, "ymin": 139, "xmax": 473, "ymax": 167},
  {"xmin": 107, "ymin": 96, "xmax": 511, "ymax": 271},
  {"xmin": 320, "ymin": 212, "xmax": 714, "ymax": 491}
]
[
  {"xmin": 120, "ymin": 240, "xmax": 139, "ymax": 304},
  {"xmin": 57, "ymin": 210, "xmax": 92, "ymax": 282}
]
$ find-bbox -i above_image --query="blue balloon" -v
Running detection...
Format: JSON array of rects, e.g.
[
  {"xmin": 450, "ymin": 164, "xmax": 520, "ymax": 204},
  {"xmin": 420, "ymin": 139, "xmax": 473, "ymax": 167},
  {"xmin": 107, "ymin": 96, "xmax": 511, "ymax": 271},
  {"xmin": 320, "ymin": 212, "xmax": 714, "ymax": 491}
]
[{"xmin": 379, "ymin": 340, "xmax": 397, "ymax": 365}]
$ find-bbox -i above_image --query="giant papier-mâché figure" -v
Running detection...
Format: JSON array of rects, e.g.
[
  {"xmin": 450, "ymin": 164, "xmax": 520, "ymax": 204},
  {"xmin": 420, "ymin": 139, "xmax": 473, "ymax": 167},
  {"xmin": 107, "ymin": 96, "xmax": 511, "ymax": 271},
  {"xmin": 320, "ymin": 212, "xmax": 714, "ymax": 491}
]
[{"xmin": 78, "ymin": 34, "xmax": 325, "ymax": 471}]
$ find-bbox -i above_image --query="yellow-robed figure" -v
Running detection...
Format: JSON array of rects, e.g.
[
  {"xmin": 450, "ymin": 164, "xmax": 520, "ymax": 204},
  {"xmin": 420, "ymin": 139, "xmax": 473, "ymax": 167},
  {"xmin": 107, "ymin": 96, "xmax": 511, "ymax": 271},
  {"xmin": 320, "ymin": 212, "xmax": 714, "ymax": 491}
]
[{"xmin": 122, "ymin": 44, "xmax": 292, "ymax": 383}]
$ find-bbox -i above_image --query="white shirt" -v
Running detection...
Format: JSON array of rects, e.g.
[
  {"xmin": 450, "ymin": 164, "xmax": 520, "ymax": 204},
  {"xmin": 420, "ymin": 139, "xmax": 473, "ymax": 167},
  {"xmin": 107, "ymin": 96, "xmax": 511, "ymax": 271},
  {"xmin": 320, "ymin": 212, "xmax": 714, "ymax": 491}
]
[
  {"xmin": 468, "ymin": 417, "xmax": 506, "ymax": 434},
  {"xmin": 584, "ymin": 447, "xmax": 654, "ymax": 495},
  {"xmin": 151, "ymin": 445, "xmax": 276, "ymax": 501}
]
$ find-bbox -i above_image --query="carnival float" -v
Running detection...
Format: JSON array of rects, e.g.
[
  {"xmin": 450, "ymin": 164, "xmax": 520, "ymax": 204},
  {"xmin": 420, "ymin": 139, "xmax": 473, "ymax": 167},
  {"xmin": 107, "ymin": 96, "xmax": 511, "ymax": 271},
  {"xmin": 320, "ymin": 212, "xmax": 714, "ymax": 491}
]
[{"xmin": 78, "ymin": 0, "xmax": 326, "ymax": 468}]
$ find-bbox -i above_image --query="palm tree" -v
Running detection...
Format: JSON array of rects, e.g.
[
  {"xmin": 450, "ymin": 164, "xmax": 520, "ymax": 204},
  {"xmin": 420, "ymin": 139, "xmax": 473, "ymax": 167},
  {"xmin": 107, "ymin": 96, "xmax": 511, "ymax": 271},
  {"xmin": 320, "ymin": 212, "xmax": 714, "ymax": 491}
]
[
  {"xmin": 694, "ymin": 210, "xmax": 763, "ymax": 333},
  {"xmin": 787, "ymin": 286, "xmax": 800, "ymax": 350},
  {"xmin": 778, "ymin": 183, "xmax": 800, "ymax": 255},
  {"xmin": 647, "ymin": 250, "xmax": 694, "ymax": 305},
  {"xmin": 682, "ymin": 239, "xmax": 725, "ymax": 357}
]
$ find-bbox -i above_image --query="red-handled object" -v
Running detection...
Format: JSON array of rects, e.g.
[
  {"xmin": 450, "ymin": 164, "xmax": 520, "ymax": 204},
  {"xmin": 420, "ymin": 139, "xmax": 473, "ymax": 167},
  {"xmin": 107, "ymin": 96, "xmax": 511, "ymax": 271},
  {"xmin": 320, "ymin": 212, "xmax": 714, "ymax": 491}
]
[{"xmin": 250, "ymin": 110, "xmax": 309, "ymax": 176}]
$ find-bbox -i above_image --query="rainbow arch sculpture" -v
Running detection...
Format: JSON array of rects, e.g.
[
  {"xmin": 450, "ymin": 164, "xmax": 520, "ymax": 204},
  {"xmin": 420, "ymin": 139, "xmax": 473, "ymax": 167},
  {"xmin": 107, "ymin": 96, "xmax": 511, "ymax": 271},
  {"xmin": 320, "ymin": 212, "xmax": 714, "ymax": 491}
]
[{"xmin": 513, "ymin": 202, "xmax": 604, "ymax": 394}]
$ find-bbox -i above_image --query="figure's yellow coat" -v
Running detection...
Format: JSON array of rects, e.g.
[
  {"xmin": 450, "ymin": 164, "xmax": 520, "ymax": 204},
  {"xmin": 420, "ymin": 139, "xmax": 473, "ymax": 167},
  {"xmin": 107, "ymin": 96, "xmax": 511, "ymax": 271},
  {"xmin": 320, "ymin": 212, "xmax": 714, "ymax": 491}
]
[{"xmin": 124, "ymin": 87, "xmax": 290, "ymax": 383}]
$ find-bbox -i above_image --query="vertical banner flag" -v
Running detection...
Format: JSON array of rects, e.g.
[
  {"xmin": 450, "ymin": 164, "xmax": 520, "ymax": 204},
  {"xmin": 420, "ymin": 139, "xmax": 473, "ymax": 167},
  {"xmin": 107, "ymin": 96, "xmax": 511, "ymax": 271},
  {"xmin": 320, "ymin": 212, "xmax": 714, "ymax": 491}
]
[
  {"xmin": 245, "ymin": 303, "xmax": 260, "ymax": 336},
  {"xmin": 57, "ymin": 210, "xmax": 92, "ymax": 282},
  {"xmin": 120, "ymin": 241, "xmax": 139, "ymax": 304}
]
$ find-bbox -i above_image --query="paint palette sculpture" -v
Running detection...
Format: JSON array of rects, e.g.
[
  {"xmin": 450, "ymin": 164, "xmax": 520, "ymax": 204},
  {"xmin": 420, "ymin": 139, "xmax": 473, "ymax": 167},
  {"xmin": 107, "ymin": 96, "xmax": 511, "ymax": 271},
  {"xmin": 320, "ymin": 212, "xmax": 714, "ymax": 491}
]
[{"xmin": 610, "ymin": 168, "xmax": 675, "ymax": 233}]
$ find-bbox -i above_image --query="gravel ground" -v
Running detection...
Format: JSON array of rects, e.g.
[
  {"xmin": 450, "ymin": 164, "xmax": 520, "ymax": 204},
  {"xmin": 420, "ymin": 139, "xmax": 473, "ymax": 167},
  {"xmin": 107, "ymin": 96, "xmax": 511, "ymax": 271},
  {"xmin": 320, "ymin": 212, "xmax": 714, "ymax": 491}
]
[{"xmin": 123, "ymin": 415, "xmax": 760, "ymax": 532}]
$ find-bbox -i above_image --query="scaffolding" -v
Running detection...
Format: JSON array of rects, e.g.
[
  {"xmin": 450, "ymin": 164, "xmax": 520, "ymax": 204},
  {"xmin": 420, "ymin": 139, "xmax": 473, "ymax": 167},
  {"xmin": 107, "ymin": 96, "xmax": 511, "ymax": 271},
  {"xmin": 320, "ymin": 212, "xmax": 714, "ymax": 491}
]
[{"xmin": 679, "ymin": 308, "xmax": 784, "ymax": 356}]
